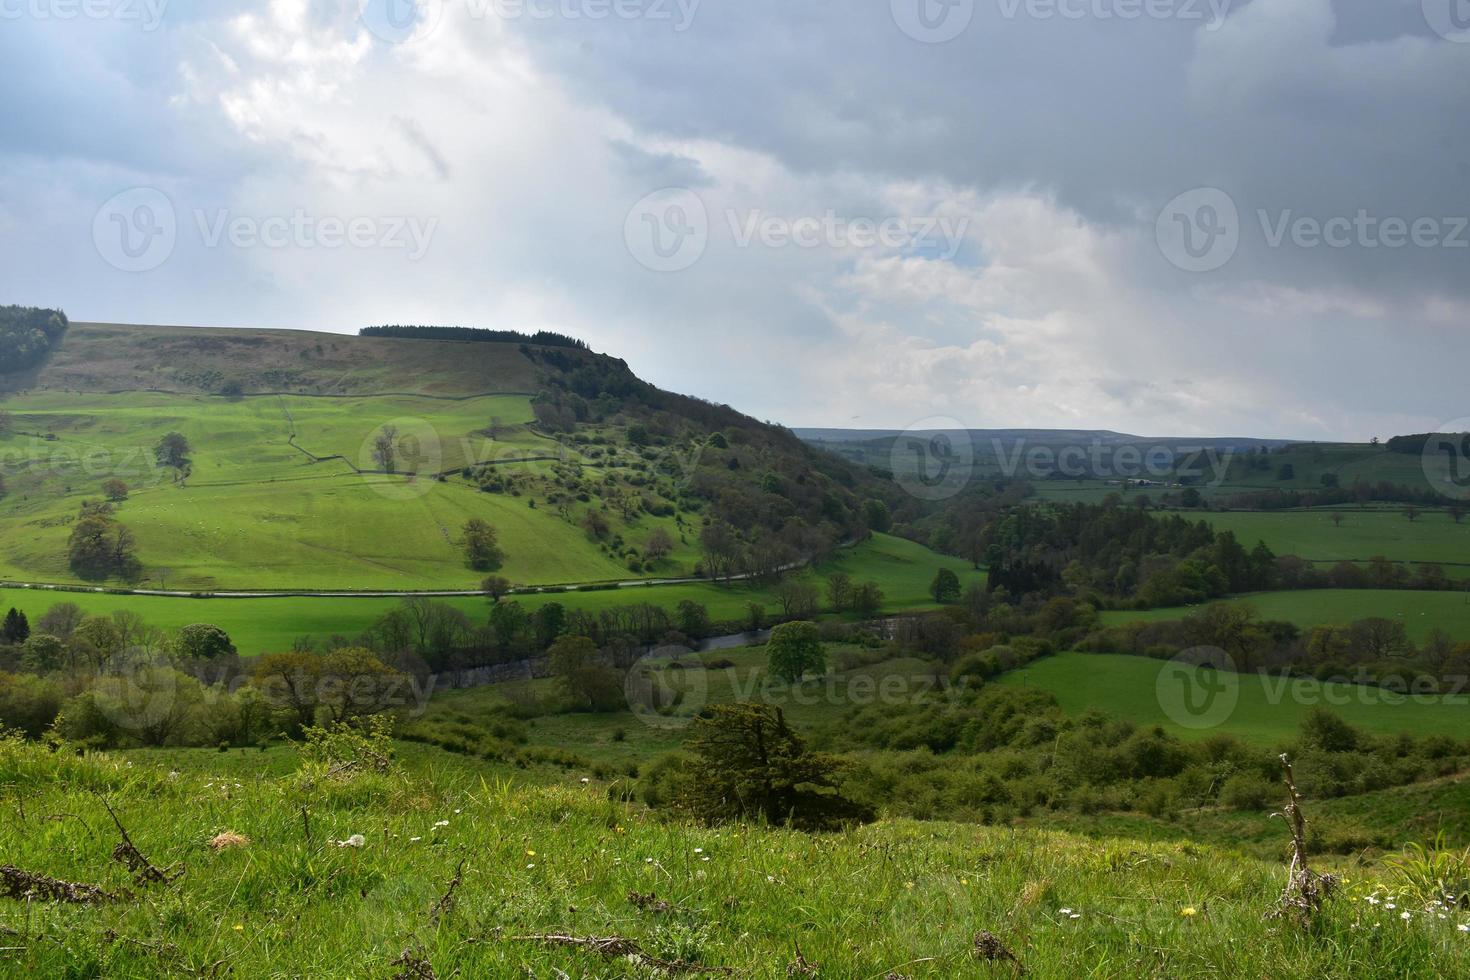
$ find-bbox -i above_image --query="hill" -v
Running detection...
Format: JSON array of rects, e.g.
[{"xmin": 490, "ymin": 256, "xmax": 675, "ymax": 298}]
[{"xmin": 0, "ymin": 317, "xmax": 888, "ymax": 592}]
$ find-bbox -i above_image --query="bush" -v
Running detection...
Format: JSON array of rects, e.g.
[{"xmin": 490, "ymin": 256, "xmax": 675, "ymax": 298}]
[{"xmin": 1219, "ymin": 773, "xmax": 1277, "ymax": 811}]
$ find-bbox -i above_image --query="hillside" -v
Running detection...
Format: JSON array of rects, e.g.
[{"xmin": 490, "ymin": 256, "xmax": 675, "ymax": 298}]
[
  {"xmin": 4, "ymin": 735, "xmax": 1467, "ymax": 978},
  {"xmin": 0, "ymin": 318, "xmax": 886, "ymax": 592}
]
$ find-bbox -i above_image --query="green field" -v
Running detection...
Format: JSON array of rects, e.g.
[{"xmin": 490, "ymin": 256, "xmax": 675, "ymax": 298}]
[
  {"xmin": 1100, "ymin": 589, "xmax": 1470, "ymax": 643},
  {"xmin": 0, "ymin": 534, "xmax": 984, "ymax": 655},
  {"xmin": 9, "ymin": 737, "xmax": 1467, "ymax": 978},
  {"xmin": 0, "ymin": 388, "xmax": 711, "ymax": 590},
  {"xmin": 1196, "ymin": 510, "xmax": 1470, "ymax": 568},
  {"xmin": 1000, "ymin": 652, "xmax": 1470, "ymax": 745}
]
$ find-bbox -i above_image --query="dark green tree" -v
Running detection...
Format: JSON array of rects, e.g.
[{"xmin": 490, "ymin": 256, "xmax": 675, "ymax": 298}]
[
  {"xmin": 1, "ymin": 608, "xmax": 29, "ymax": 645},
  {"xmin": 929, "ymin": 568, "xmax": 961, "ymax": 604},
  {"xmin": 766, "ymin": 621, "xmax": 825, "ymax": 682},
  {"xmin": 673, "ymin": 702, "xmax": 873, "ymax": 830}
]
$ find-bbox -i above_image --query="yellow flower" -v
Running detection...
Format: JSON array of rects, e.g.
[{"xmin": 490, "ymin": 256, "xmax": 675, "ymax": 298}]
[
  {"xmin": 904, "ymin": 881, "xmax": 915, "ymax": 889},
  {"xmin": 233, "ymin": 925, "xmax": 245, "ymax": 932},
  {"xmin": 1180, "ymin": 907, "xmax": 1198, "ymax": 918},
  {"xmin": 526, "ymin": 849, "xmax": 536, "ymax": 857}
]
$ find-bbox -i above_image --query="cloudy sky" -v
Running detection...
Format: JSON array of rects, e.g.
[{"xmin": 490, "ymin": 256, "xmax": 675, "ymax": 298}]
[{"xmin": 2, "ymin": 0, "xmax": 1467, "ymax": 439}]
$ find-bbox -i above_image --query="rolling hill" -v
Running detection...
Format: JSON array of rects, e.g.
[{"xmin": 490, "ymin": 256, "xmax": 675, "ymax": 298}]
[{"xmin": 0, "ymin": 317, "xmax": 887, "ymax": 593}]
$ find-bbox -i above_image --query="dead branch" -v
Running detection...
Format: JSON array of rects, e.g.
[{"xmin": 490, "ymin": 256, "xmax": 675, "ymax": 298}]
[
  {"xmin": 973, "ymin": 931, "xmax": 1024, "ymax": 973},
  {"xmin": 104, "ymin": 800, "xmax": 183, "ymax": 887},
  {"xmin": 429, "ymin": 859, "xmax": 466, "ymax": 925},
  {"xmin": 1270, "ymin": 753, "xmax": 1338, "ymax": 925},
  {"xmin": 392, "ymin": 945, "xmax": 438, "ymax": 980},
  {"xmin": 507, "ymin": 933, "xmax": 732, "ymax": 975},
  {"xmin": 1, "ymin": 866, "xmax": 117, "ymax": 905}
]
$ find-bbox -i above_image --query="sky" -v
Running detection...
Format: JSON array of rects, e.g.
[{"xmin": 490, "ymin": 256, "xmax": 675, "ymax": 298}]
[{"xmin": 1, "ymin": 0, "xmax": 1467, "ymax": 440}]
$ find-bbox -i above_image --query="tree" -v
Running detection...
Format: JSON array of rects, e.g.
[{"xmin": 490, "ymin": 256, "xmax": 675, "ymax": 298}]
[
  {"xmin": 671, "ymin": 702, "xmax": 873, "ymax": 830},
  {"xmin": 1405, "ymin": 506, "xmax": 1420, "ymax": 523},
  {"xmin": 1277, "ymin": 463, "xmax": 1295, "ymax": 481},
  {"xmin": 929, "ymin": 568, "xmax": 961, "ymax": 604},
  {"xmin": 644, "ymin": 527, "xmax": 675, "ymax": 563},
  {"xmin": 676, "ymin": 599, "xmax": 711, "ymax": 639},
  {"xmin": 773, "ymin": 579, "xmax": 819, "ymax": 620},
  {"xmin": 548, "ymin": 635, "xmax": 623, "ymax": 711},
  {"xmin": 850, "ymin": 581, "xmax": 885, "ymax": 618},
  {"xmin": 826, "ymin": 573, "xmax": 852, "ymax": 613},
  {"xmin": 372, "ymin": 424, "xmax": 398, "ymax": 473},
  {"xmin": 699, "ymin": 521, "xmax": 741, "ymax": 582},
  {"xmin": 72, "ymin": 616, "xmax": 124, "ymax": 670},
  {"xmin": 1330, "ymin": 513, "xmax": 1344, "ymax": 528},
  {"xmin": 861, "ymin": 498, "xmax": 891, "ymax": 534},
  {"xmin": 253, "ymin": 651, "xmax": 324, "ymax": 729},
  {"xmin": 21, "ymin": 634, "xmax": 65, "ymax": 673},
  {"xmin": 1451, "ymin": 504, "xmax": 1466, "ymax": 524},
  {"xmin": 317, "ymin": 648, "xmax": 405, "ymax": 724},
  {"xmin": 766, "ymin": 621, "xmax": 825, "ymax": 682},
  {"xmin": 175, "ymin": 623, "xmax": 235, "ymax": 661},
  {"xmin": 481, "ymin": 575, "xmax": 513, "ymax": 602},
  {"xmin": 154, "ymin": 432, "xmax": 191, "ymax": 469},
  {"xmin": 744, "ymin": 602, "xmax": 765, "ymax": 632},
  {"xmin": 1, "ymin": 608, "xmax": 28, "ymax": 645},
  {"xmin": 37, "ymin": 602, "xmax": 84, "ymax": 639},
  {"xmin": 462, "ymin": 518, "xmax": 504, "ymax": 570},
  {"xmin": 102, "ymin": 479, "xmax": 129, "ymax": 502}
]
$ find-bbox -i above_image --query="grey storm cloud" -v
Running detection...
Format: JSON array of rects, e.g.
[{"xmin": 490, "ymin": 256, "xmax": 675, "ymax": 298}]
[{"xmin": 0, "ymin": 0, "xmax": 1466, "ymax": 440}]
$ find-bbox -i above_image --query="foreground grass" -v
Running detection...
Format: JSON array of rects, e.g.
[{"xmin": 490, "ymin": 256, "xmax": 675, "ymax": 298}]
[
  {"xmin": 1099, "ymin": 589, "xmax": 1470, "ymax": 644},
  {"xmin": 4, "ymin": 740, "xmax": 1469, "ymax": 978},
  {"xmin": 1000, "ymin": 652, "xmax": 1470, "ymax": 745}
]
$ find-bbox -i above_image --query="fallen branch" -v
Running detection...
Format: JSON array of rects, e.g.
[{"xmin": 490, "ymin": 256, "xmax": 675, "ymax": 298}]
[
  {"xmin": 0, "ymin": 866, "xmax": 117, "ymax": 905},
  {"xmin": 104, "ymin": 800, "xmax": 183, "ymax": 887},
  {"xmin": 507, "ymin": 933, "xmax": 732, "ymax": 975}
]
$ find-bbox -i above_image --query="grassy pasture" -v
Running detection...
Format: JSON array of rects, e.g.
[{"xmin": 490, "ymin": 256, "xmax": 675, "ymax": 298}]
[
  {"xmin": 9, "ymin": 738, "xmax": 1467, "ymax": 978},
  {"xmin": 0, "ymin": 534, "xmax": 984, "ymax": 655},
  {"xmin": 1099, "ymin": 589, "xmax": 1470, "ymax": 644},
  {"xmin": 1196, "ymin": 509, "xmax": 1470, "ymax": 568},
  {"xmin": 1000, "ymin": 652, "xmax": 1470, "ymax": 745},
  {"xmin": 0, "ymin": 389, "xmax": 707, "ymax": 590}
]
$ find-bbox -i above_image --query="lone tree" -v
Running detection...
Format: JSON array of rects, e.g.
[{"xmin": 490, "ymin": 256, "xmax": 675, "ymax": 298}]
[
  {"xmin": 372, "ymin": 424, "xmax": 398, "ymax": 473},
  {"xmin": 174, "ymin": 623, "xmax": 236, "ymax": 661},
  {"xmin": 548, "ymin": 634, "xmax": 622, "ymax": 711},
  {"xmin": 481, "ymin": 575, "xmax": 513, "ymax": 603},
  {"xmin": 1405, "ymin": 506, "xmax": 1420, "ymax": 523},
  {"xmin": 850, "ymin": 581, "xmax": 885, "ymax": 618},
  {"xmin": 102, "ymin": 479, "xmax": 129, "ymax": 502},
  {"xmin": 644, "ymin": 527, "xmax": 675, "ymax": 563},
  {"xmin": 1451, "ymin": 503, "xmax": 1466, "ymax": 524},
  {"xmin": 1, "ymin": 608, "xmax": 28, "ymax": 645},
  {"xmin": 673, "ymin": 702, "xmax": 874, "ymax": 831},
  {"xmin": 766, "ymin": 620, "xmax": 825, "ymax": 682},
  {"xmin": 154, "ymin": 432, "xmax": 191, "ymax": 469},
  {"xmin": 1330, "ymin": 513, "xmax": 1345, "ymax": 528},
  {"xmin": 826, "ymin": 572, "xmax": 852, "ymax": 612},
  {"xmin": 462, "ymin": 518, "xmax": 504, "ymax": 570},
  {"xmin": 930, "ymin": 568, "xmax": 961, "ymax": 604}
]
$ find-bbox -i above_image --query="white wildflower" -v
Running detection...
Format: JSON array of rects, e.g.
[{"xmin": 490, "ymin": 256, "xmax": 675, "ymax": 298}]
[{"xmin": 335, "ymin": 835, "xmax": 366, "ymax": 848}]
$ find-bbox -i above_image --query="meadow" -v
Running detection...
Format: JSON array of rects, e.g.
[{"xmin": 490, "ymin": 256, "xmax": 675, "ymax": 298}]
[
  {"xmin": 1000, "ymin": 652, "xmax": 1470, "ymax": 745},
  {"xmin": 0, "ymin": 534, "xmax": 984, "ymax": 655},
  {"xmin": 0, "ymin": 388, "xmax": 711, "ymax": 590},
  {"xmin": 1099, "ymin": 589, "xmax": 1470, "ymax": 644},
  {"xmin": 5, "ymin": 735, "xmax": 1468, "ymax": 978},
  {"xmin": 1198, "ymin": 509, "xmax": 1470, "ymax": 569}
]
